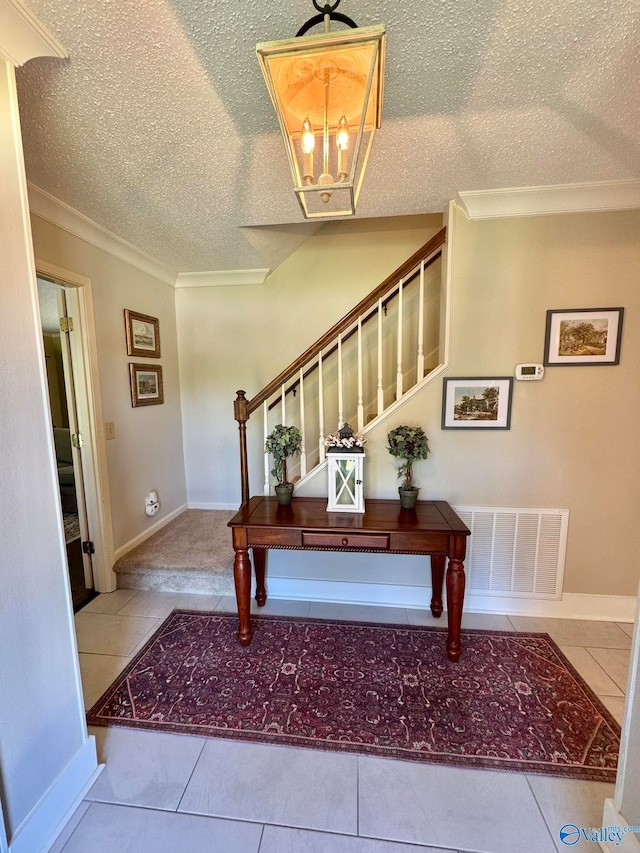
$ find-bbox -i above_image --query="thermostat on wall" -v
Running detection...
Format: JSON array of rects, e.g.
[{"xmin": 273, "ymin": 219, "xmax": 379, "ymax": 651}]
[{"xmin": 515, "ymin": 363, "xmax": 544, "ymax": 381}]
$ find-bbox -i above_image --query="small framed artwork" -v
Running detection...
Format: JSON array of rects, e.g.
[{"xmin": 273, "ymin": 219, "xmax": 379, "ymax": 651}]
[
  {"xmin": 544, "ymin": 307, "xmax": 624, "ymax": 366},
  {"xmin": 442, "ymin": 377, "xmax": 513, "ymax": 430},
  {"xmin": 129, "ymin": 363, "xmax": 164, "ymax": 407},
  {"xmin": 124, "ymin": 309, "xmax": 161, "ymax": 358}
]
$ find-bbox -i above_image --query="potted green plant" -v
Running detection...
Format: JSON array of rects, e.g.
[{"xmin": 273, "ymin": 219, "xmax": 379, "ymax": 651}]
[
  {"xmin": 265, "ymin": 423, "xmax": 303, "ymax": 505},
  {"xmin": 387, "ymin": 424, "xmax": 431, "ymax": 509}
]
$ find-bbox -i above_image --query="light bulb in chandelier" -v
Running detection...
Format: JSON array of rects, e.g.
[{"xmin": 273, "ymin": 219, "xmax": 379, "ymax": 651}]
[
  {"xmin": 301, "ymin": 116, "xmax": 315, "ymax": 182},
  {"xmin": 336, "ymin": 114, "xmax": 350, "ymax": 179}
]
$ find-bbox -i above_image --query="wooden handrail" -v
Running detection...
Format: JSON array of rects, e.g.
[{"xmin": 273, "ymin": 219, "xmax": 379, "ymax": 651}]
[
  {"xmin": 245, "ymin": 227, "xmax": 446, "ymax": 416},
  {"xmin": 267, "ymin": 249, "xmax": 443, "ymax": 409}
]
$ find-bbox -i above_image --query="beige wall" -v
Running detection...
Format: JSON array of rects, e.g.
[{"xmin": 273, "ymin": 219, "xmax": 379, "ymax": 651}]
[
  {"xmin": 178, "ymin": 206, "xmax": 639, "ymax": 598},
  {"xmin": 355, "ymin": 205, "xmax": 640, "ymax": 597},
  {"xmin": 29, "ymin": 204, "xmax": 640, "ymax": 599},
  {"xmin": 177, "ymin": 214, "xmax": 443, "ymax": 506},
  {"xmin": 30, "ymin": 214, "xmax": 187, "ymax": 550}
]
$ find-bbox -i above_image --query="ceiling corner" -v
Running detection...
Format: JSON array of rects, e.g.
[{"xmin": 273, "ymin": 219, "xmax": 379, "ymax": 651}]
[
  {"xmin": 0, "ymin": 0, "xmax": 66, "ymax": 66},
  {"xmin": 28, "ymin": 183, "xmax": 178, "ymax": 287}
]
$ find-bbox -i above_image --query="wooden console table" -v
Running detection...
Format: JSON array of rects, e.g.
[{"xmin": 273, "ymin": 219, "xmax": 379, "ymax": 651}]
[{"xmin": 228, "ymin": 497, "xmax": 470, "ymax": 662}]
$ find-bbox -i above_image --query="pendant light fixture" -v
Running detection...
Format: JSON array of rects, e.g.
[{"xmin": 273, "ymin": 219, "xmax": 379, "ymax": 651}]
[{"xmin": 256, "ymin": 1, "xmax": 386, "ymax": 219}]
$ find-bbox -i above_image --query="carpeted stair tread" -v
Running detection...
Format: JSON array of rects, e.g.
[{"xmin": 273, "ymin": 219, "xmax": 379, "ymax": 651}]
[{"xmin": 114, "ymin": 510, "xmax": 236, "ymax": 594}]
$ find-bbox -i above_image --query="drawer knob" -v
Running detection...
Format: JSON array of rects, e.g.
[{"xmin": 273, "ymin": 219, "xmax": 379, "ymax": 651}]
[{"xmin": 342, "ymin": 537, "xmax": 348, "ymax": 546}]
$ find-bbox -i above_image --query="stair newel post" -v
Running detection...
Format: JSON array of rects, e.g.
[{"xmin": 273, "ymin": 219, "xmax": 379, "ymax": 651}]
[{"xmin": 234, "ymin": 390, "xmax": 250, "ymax": 506}]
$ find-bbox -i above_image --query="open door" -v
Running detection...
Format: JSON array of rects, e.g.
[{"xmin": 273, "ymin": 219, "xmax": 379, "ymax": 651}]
[
  {"xmin": 36, "ymin": 260, "xmax": 116, "ymax": 596},
  {"xmin": 38, "ymin": 277, "xmax": 96, "ymax": 609}
]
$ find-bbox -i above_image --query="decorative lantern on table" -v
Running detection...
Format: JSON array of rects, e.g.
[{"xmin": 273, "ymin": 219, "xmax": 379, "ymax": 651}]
[{"xmin": 325, "ymin": 423, "xmax": 366, "ymax": 513}]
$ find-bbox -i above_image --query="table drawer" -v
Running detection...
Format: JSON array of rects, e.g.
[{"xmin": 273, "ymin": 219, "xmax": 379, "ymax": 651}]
[
  {"xmin": 390, "ymin": 533, "xmax": 449, "ymax": 553},
  {"xmin": 247, "ymin": 527, "xmax": 301, "ymax": 547},
  {"xmin": 302, "ymin": 531, "xmax": 390, "ymax": 550}
]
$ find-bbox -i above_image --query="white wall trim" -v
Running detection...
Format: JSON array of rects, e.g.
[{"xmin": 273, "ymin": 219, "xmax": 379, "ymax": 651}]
[
  {"xmin": 457, "ymin": 180, "xmax": 640, "ymax": 221},
  {"xmin": 463, "ymin": 592, "xmax": 636, "ymax": 622},
  {"xmin": 28, "ymin": 183, "xmax": 178, "ymax": 287},
  {"xmin": 600, "ymin": 799, "xmax": 640, "ymax": 853},
  {"xmin": 187, "ymin": 501, "xmax": 239, "ymax": 511},
  {"xmin": 0, "ymin": 0, "xmax": 66, "ymax": 66},
  {"xmin": 8, "ymin": 737, "xmax": 97, "ymax": 853},
  {"xmin": 264, "ymin": 577, "xmax": 637, "ymax": 622},
  {"xmin": 113, "ymin": 503, "xmax": 188, "ymax": 561},
  {"xmin": 176, "ymin": 269, "xmax": 270, "ymax": 288}
]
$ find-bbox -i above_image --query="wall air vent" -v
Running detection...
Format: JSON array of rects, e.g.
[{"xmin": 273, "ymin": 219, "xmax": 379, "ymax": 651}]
[{"xmin": 454, "ymin": 507, "xmax": 569, "ymax": 600}]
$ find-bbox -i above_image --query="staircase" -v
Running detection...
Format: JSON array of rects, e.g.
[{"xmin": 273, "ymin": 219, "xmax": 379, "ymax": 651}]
[
  {"xmin": 114, "ymin": 224, "xmax": 451, "ymax": 597},
  {"xmin": 234, "ymin": 226, "xmax": 450, "ymax": 503}
]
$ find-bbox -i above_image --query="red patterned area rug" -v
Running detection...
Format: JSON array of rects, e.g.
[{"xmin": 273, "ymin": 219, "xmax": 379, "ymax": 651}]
[{"xmin": 86, "ymin": 609, "xmax": 620, "ymax": 781}]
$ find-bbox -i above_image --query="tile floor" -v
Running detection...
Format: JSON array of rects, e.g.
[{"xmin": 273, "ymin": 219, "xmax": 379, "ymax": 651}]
[{"xmin": 49, "ymin": 590, "xmax": 634, "ymax": 853}]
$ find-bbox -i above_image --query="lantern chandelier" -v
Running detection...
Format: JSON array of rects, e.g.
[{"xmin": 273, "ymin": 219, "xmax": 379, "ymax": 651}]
[{"xmin": 256, "ymin": 0, "xmax": 386, "ymax": 219}]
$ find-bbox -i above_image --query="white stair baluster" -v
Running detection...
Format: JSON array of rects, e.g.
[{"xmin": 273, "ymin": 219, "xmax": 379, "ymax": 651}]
[
  {"xmin": 377, "ymin": 297, "xmax": 384, "ymax": 415},
  {"xmin": 281, "ymin": 384, "xmax": 286, "ymax": 424},
  {"xmin": 396, "ymin": 279, "xmax": 403, "ymax": 400},
  {"xmin": 337, "ymin": 334, "xmax": 344, "ymax": 428},
  {"xmin": 417, "ymin": 260, "xmax": 425, "ymax": 380},
  {"xmin": 299, "ymin": 368, "xmax": 307, "ymax": 477},
  {"xmin": 318, "ymin": 351, "xmax": 326, "ymax": 462},
  {"xmin": 263, "ymin": 401, "xmax": 270, "ymax": 495},
  {"xmin": 357, "ymin": 317, "xmax": 364, "ymax": 431}
]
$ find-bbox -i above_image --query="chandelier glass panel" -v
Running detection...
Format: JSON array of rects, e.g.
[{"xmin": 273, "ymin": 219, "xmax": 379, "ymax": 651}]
[{"xmin": 257, "ymin": 12, "xmax": 385, "ymax": 219}]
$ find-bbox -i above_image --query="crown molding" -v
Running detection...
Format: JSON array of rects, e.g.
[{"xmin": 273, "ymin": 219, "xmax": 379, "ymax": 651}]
[
  {"xmin": 28, "ymin": 183, "xmax": 178, "ymax": 287},
  {"xmin": 0, "ymin": 0, "xmax": 66, "ymax": 66},
  {"xmin": 457, "ymin": 180, "xmax": 640, "ymax": 220},
  {"xmin": 175, "ymin": 269, "xmax": 271, "ymax": 288}
]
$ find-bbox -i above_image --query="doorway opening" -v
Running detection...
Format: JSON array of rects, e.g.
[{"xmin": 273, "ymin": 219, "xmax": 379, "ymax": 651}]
[{"xmin": 38, "ymin": 276, "xmax": 97, "ymax": 610}]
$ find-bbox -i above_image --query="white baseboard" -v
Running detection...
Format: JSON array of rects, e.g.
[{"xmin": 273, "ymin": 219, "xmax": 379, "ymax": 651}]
[
  {"xmin": 599, "ymin": 799, "xmax": 640, "ymax": 852},
  {"xmin": 187, "ymin": 501, "xmax": 239, "ymax": 511},
  {"xmin": 8, "ymin": 737, "xmax": 98, "ymax": 853},
  {"xmin": 113, "ymin": 503, "xmax": 188, "ymax": 561},
  {"xmin": 456, "ymin": 591, "xmax": 636, "ymax": 622},
  {"xmin": 264, "ymin": 578, "xmax": 637, "ymax": 622}
]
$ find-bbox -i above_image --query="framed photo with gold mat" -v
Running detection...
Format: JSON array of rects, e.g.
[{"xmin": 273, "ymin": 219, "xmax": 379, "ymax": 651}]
[
  {"xmin": 124, "ymin": 309, "xmax": 161, "ymax": 358},
  {"xmin": 129, "ymin": 363, "xmax": 164, "ymax": 407}
]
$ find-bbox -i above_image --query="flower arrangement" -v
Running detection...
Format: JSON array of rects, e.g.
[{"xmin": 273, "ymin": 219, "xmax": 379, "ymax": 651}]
[
  {"xmin": 325, "ymin": 432, "xmax": 367, "ymax": 449},
  {"xmin": 386, "ymin": 424, "xmax": 430, "ymax": 491},
  {"xmin": 265, "ymin": 423, "xmax": 302, "ymax": 487}
]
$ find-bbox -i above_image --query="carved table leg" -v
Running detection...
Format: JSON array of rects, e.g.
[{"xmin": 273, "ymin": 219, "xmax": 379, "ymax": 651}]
[
  {"xmin": 233, "ymin": 547, "xmax": 252, "ymax": 646},
  {"xmin": 446, "ymin": 557, "xmax": 466, "ymax": 662},
  {"xmin": 430, "ymin": 554, "xmax": 445, "ymax": 618},
  {"xmin": 253, "ymin": 548, "xmax": 267, "ymax": 606}
]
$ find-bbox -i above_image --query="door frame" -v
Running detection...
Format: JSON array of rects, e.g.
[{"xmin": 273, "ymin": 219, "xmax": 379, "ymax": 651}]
[
  {"xmin": 56, "ymin": 286, "xmax": 93, "ymax": 589},
  {"xmin": 36, "ymin": 258, "xmax": 116, "ymax": 592}
]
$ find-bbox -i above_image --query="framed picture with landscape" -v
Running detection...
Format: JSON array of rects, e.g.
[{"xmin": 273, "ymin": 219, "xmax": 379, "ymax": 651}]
[
  {"xmin": 124, "ymin": 309, "xmax": 161, "ymax": 358},
  {"xmin": 129, "ymin": 363, "xmax": 164, "ymax": 407},
  {"xmin": 544, "ymin": 307, "xmax": 624, "ymax": 366},
  {"xmin": 442, "ymin": 377, "xmax": 513, "ymax": 430}
]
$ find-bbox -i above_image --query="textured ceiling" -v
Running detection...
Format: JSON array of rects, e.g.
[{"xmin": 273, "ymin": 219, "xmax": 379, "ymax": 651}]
[{"xmin": 16, "ymin": 0, "xmax": 640, "ymax": 273}]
